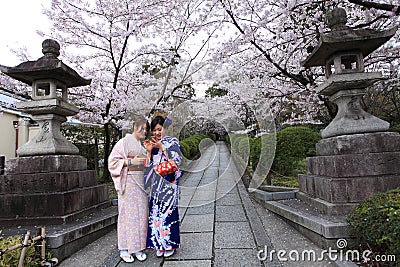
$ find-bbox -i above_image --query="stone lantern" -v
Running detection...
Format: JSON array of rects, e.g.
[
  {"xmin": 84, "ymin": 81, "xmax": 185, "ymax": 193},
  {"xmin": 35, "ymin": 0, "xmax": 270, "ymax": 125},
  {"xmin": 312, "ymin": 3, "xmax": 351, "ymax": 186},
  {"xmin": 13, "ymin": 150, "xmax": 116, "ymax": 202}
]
[
  {"xmin": 297, "ymin": 8, "xmax": 400, "ymax": 213},
  {"xmin": 0, "ymin": 40, "xmax": 117, "ymax": 261},
  {"xmin": 1, "ymin": 39, "xmax": 91, "ymax": 156},
  {"xmin": 301, "ymin": 7, "xmax": 397, "ymax": 138},
  {"xmin": 260, "ymin": 8, "xmax": 400, "ymax": 249}
]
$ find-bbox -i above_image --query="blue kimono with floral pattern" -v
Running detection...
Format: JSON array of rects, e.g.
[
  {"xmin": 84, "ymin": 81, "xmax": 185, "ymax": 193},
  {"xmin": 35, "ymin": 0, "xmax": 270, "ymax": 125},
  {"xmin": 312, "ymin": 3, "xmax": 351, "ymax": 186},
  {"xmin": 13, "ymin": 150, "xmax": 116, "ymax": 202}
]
[{"xmin": 145, "ymin": 136, "xmax": 182, "ymax": 251}]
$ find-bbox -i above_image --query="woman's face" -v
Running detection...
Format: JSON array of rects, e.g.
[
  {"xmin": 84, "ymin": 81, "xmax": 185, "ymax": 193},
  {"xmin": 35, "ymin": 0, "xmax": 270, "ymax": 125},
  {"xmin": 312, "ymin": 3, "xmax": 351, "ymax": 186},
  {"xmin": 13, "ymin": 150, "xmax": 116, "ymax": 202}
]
[
  {"xmin": 152, "ymin": 124, "xmax": 164, "ymax": 140},
  {"xmin": 133, "ymin": 123, "xmax": 148, "ymax": 139}
]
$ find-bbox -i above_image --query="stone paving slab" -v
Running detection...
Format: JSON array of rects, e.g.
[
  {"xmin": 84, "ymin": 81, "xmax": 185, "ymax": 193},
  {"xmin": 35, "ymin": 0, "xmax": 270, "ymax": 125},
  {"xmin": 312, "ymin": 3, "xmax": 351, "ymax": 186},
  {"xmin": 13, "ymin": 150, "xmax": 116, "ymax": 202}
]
[
  {"xmin": 217, "ymin": 182, "xmax": 237, "ymax": 194},
  {"xmin": 214, "ymin": 248, "xmax": 262, "ymax": 267},
  {"xmin": 196, "ymin": 182, "xmax": 217, "ymax": 190},
  {"xmin": 217, "ymin": 179, "xmax": 238, "ymax": 185},
  {"xmin": 203, "ymin": 169, "xmax": 219, "ymax": 178},
  {"xmin": 186, "ymin": 198, "xmax": 212, "ymax": 206},
  {"xmin": 116, "ymin": 251, "xmax": 161, "ymax": 267},
  {"xmin": 186, "ymin": 201, "xmax": 214, "ymax": 215},
  {"xmin": 179, "ymin": 207, "xmax": 188, "ymax": 218},
  {"xmin": 170, "ymin": 232, "xmax": 213, "ymax": 260},
  {"xmin": 163, "ymin": 260, "xmax": 212, "ymax": 267},
  {"xmin": 180, "ymin": 187, "xmax": 196, "ymax": 196},
  {"xmin": 192, "ymin": 190, "xmax": 216, "ymax": 201},
  {"xmin": 216, "ymin": 205, "xmax": 247, "ymax": 222},
  {"xmin": 216, "ymin": 186, "xmax": 238, "ymax": 196},
  {"xmin": 179, "ymin": 197, "xmax": 191, "ymax": 208},
  {"xmin": 199, "ymin": 176, "xmax": 218, "ymax": 183},
  {"xmin": 181, "ymin": 214, "xmax": 214, "ymax": 233},
  {"xmin": 216, "ymin": 192, "xmax": 242, "ymax": 205},
  {"xmin": 214, "ymin": 221, "xmax": 256, "ymax": 249},
  {"xmin": 181, "ymin": 179, "xmax": 201, "ymax": 187}
]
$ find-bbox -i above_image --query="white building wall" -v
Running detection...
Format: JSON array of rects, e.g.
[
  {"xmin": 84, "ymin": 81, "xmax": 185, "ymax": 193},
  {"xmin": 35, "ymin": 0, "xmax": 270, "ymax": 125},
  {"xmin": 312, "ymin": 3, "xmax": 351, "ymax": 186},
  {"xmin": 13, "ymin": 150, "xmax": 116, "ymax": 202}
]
[
  {"xmin": 0, "ymin": 110, "xmax": 34, "ymax": 161},
  {"xmin": 0, "ymin": 110, "xmax": 18, "ymax": 160}
]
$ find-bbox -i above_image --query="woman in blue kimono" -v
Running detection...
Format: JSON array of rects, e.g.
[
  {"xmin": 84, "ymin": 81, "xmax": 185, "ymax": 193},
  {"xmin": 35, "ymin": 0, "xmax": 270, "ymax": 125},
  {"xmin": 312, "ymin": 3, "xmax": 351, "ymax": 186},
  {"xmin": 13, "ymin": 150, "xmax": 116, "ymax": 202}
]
[{"xmin": 144, "ymin": 115, "xmax": 182, "ymax": 258}]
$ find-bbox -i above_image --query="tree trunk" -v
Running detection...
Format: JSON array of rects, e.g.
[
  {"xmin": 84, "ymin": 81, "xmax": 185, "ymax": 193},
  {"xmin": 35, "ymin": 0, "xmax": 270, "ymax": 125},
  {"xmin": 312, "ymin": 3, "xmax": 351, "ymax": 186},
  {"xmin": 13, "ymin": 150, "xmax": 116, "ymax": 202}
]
[
  {"xmin": 101, "ymin": 122, "xmax": 111, "ymax": 182},
  {"xmin": 94, "ymin": 135, "xmax": 99, "ymax": 176},
  {"xmin": 265, "ymin": 172, "xmax": 272, "ymax": 186}
]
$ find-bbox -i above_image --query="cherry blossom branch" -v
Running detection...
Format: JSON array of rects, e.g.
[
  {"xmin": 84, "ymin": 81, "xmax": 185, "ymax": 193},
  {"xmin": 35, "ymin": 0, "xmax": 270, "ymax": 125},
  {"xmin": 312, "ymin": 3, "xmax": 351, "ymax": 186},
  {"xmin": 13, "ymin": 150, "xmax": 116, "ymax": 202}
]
[
  {"xmin": 348, "ymin": 0, "xmax": 400, "ymax": 15},
  {"xmin": 219, "ymin": 0, "xmax": 310, "ymax": 86}
]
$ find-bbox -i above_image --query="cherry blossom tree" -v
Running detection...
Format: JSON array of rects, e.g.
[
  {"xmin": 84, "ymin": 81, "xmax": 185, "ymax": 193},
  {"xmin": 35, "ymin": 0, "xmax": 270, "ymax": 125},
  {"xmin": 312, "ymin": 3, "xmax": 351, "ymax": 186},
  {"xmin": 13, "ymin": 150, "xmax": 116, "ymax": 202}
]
[
  {"xmin": 39, "ymin": 0, "xmax": 225, "ymax": 180},
  {"xmin": 208, "ymin": 0, "xmax": 399, "ymax": 126}
]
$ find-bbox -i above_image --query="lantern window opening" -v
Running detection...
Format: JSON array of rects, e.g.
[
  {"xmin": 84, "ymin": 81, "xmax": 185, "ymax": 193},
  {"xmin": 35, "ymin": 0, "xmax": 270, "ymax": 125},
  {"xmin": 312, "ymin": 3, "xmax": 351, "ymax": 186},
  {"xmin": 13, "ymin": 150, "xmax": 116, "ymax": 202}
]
[
  {"xmin": 32, "ymin": 79, "xmax": 68, "ymax": 101},
  {"xmin": 35, "ymin": 82, "xmax": 51, "ymax": 97},
  {"xmin": 340, "ymin": 54, "xmax": 359, "ymax": 73},
  {"xmin": 325, "ymin": 51, "xmax": 364, "ymax": 78}
]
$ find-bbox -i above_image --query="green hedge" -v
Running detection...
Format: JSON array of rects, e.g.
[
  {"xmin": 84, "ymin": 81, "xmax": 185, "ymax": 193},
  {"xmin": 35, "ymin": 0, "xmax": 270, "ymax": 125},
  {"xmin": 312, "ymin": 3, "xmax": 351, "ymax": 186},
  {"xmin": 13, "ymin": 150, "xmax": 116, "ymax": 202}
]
[
  {"xmin": 225, "ymin": 126, "xmax": 321, "ymax": 186},
  {"xmin": 272, "ymin": 126, "xmax": 321, "ymax": 176},
  {"xmin": 347, "ymin": 187, "xmax": 400, "ymax": 264},
  {"xmin": 389, "ymin": 124, "xmax": 400, "ymax": 133},
  {"xmin": 180, "ymin": 134, "xmax": 211, "ymax": 159},
  {"xmin": 249, "ymin": 134, "xmax": 276, "ymax": 171}
]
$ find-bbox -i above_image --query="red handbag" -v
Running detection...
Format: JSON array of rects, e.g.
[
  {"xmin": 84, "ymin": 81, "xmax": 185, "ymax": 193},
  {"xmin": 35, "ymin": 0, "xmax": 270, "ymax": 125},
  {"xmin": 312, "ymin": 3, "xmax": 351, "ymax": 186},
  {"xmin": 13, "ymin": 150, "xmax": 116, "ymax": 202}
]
[{"xmin": 155, "ymin": 158, "xmax": 178, "ymax": 176}]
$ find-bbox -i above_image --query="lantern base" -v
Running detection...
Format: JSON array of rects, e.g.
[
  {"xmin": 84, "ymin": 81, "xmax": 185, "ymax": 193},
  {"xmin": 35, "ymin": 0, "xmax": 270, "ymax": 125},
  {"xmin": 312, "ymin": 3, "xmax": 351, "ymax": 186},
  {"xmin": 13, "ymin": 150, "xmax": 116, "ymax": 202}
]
[
  {"xmin": 321, "ymin": 88, "xmax": 389, "ymax": 138},
  {"xmin": 17, "ymin": 114, "xmax": 79, "ymax": 156}
]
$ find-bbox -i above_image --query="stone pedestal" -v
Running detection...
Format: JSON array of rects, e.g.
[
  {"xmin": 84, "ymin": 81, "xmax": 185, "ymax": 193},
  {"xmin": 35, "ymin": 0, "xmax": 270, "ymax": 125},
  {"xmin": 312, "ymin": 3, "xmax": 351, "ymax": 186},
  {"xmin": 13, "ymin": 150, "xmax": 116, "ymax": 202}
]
[
  {"xmin": 256, "ymin": 132, "xmax": 400, "ymax": 248},
  {"xmin": 0, "ymin": 155, "xmax": 111, "ymax": 225},
  {"xmin": 0, "ymin": 155, "xmax": 118, "ymax": 261},
  {"xmin": 298, "ymin": 132, "xmax": 400, "ymax": 215}
]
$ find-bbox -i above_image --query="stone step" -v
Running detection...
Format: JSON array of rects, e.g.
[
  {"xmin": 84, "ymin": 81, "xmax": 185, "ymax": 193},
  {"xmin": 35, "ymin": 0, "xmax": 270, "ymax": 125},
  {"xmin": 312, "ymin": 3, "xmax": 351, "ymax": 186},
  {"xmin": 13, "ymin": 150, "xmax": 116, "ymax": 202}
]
[
  {"xmin": 0, "ymin": 170, "xmax": 97, "ymax": 194},
  {"xmin": 0, "ymin": 184, "xmax": 109, "ymax": 220},
  {"xmin": 5, "ymin": 155, "xmax": 87, "ymax": 174},
  {"xmin": 257, "ymin": 198, "xmax": 348, "ymax": 249}
]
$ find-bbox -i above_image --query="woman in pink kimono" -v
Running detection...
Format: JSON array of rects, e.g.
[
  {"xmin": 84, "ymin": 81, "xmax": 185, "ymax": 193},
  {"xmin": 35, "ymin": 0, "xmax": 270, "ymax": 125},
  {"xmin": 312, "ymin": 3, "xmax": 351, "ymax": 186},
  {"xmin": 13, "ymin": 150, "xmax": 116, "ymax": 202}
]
[{"xmin": 108, "ymin": 116, "xmax": 149, "ymax": 263}]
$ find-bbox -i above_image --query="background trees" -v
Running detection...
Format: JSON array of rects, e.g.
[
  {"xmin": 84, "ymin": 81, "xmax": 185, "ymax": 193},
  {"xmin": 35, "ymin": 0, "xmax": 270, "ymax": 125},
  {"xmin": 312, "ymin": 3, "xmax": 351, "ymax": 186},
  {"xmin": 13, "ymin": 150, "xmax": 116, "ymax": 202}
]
[
  {"xmin": 208, "ymin": 0, "xmax": 399, "ymax": 127},
  {"xmin": 41, "ymin": 0, "xmax": 224, "ymax": 180}
]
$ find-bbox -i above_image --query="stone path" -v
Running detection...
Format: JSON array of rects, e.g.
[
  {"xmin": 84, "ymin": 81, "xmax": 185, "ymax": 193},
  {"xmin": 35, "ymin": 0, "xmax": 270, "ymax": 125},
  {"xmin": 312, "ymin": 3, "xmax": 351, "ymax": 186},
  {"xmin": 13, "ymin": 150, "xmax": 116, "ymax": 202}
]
[{"xmin": 60, "ymin": 142, "xmax": 337, "ymax": 267}]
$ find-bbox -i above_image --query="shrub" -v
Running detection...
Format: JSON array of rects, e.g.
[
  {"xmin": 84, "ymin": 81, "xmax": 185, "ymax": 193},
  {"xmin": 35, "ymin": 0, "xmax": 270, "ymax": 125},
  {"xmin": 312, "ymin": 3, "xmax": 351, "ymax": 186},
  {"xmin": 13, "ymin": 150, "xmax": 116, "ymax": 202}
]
[
  {"xmin": 389, "ymin": 124, "xmax": 400, "ymax": 134},
  {"xmin": 250, "ymin": 137, "xmax": 261, "ymax": 170},
  {"xmin": 0, "ymin": 232, "xmax": 47, "ymax": 267},
  {"xmin": 180, "ymin": 134, "xmax": 211, "ymax": 159},
  {"xmin": 179, "ymin": 142, "xmax": 190, "ymax": 159},
  {"xmin": 223, "ymin": 134, "xmax": 231, "ymax": 146},
  {"xmin": 250, "ymin": 134, "xmax": 276, "ymax": 172},
  {"xmin": 227, "ymin": 134, "xmax": 250, "ymax": 169},
  {"xmin": 272, "ymin": 126, "xmax": 321, "ymax": 176},
  {"xmin": 347, "ymin": 187, "xmax": 400, "ymax": 265},
  {"xmin": 237, "ymin": 137, "xmax": 251, "ymax": 161},
  {"xmin": 229, "ymin": 134, "xmax": 248, "ymax": 155},
  {"xmin": 208, "ymin": 133, "xmax": 217, "ymax": 141}
]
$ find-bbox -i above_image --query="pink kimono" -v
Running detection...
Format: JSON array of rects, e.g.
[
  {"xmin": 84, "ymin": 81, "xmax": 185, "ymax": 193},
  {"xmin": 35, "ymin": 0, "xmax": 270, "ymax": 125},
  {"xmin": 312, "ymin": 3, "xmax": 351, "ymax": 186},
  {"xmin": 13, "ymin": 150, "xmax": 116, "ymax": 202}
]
[{"xmin": 108, "ymin": 133, "xmax": 148, "ymax": 253}]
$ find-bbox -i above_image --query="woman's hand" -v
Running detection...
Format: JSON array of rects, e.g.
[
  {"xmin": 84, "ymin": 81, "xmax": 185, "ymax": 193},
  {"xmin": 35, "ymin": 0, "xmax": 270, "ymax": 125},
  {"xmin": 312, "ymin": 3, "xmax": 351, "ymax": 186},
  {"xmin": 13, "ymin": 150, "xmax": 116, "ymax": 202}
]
[
  {"xmin": 150, "ymin": 138, "xmax": 167, "ymax": 155},
  {"xmin": 144, "ymin": 139, "xmax": 154, "ymax": 152},
  {"xmin": 150, "ymin": 137, "xmax": 163, "ymax": 150}
]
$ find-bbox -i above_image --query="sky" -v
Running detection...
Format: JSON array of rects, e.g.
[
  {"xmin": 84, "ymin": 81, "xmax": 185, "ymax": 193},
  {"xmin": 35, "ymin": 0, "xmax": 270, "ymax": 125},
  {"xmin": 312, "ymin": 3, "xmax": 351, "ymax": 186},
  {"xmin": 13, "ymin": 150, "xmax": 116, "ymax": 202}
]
[{"xmin": 0, "ymin": 0, "xmax": 51, "ymax": 66}]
